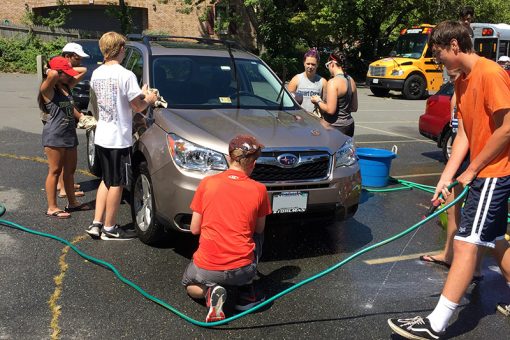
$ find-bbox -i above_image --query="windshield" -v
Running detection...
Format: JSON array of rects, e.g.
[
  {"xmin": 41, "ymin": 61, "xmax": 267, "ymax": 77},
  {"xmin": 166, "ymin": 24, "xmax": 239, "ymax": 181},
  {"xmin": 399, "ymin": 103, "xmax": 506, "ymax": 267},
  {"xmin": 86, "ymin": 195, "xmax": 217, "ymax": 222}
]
[
  {"xmin": 76, "ymin": 41, "xmax": 103, "ymax": 66},
  {"xmin": 152, "ymin": 56, "xmax": 297, "ymax": 110},
  {"xmin": 393, "ymin": 34, "xmax": 429, "ymax": 59}
]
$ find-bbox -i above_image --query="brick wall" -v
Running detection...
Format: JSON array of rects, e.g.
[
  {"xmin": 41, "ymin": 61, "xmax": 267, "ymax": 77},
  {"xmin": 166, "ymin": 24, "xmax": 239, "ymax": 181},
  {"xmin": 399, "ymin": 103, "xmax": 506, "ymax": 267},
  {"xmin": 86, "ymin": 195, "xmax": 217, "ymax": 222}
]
[{"xmin": 0, "ymin": 0, "xmax": 205, "ymax": 36}]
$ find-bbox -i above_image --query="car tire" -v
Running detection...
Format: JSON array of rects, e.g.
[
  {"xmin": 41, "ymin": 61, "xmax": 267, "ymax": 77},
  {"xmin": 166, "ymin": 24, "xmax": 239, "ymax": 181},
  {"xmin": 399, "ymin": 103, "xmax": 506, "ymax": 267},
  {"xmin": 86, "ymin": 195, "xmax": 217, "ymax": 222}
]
[
  {"xmin": 86, "ymin": 128, "xmax": 101, "ymax": 176},
  {"xmin": 442, "ymin": 129, "xmax": 454, "ymax": 164},
  {"xmin": 131, "ymin": 162, "xmax": 163, "ymax": 245},
  {"xmin": 402, "ymin": 74, "xmax": 426, "ymax": 100},
  {"xmin": 370, "ymin": 87, "xmax": 390, "ymax": 97}
]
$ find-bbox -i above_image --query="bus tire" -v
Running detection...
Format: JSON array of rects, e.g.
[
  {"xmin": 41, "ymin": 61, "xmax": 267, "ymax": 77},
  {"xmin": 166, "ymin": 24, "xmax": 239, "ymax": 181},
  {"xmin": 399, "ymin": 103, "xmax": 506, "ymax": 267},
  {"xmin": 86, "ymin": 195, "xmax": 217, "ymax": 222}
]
[
  {"xmin": 403, "ymin": 74, "xmax": 426, "ymax": 100},
  {"xmin": 370, "ymin": 87, "xmax": 390, "ymax": 97}
]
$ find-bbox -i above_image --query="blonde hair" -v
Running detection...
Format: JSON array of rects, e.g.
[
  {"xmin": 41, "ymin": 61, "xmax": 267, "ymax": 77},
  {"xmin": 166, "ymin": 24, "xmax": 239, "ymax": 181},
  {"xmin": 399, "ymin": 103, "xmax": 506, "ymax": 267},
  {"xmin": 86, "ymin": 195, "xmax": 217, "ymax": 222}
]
[{"xmin": 99, "ymin": 31, "xmax": 126, "ymax": 61}]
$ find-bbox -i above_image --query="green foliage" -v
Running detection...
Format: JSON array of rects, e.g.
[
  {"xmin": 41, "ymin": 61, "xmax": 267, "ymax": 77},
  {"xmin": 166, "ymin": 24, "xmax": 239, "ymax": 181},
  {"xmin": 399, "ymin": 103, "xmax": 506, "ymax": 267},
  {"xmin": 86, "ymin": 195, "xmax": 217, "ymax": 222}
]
[
  {"xmin": 106, "ymin": 0, "xmax": 134, "ymax": 34},
  {"xmin": 0, "ymin": 37, "xmax": 66, "ymax": 73},
  {"xmin": 21, "ymin": 1, "xmax": 70, "ymax": 29}
]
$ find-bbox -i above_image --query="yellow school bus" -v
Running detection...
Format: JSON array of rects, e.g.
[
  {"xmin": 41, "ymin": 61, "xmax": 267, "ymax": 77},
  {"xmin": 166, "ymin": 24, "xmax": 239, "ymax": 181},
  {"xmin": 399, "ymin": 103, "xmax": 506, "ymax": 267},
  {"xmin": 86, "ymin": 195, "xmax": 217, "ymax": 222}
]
[{"xmin": 366, "ymin": 24, "xmax": 443, "ymax": 100}]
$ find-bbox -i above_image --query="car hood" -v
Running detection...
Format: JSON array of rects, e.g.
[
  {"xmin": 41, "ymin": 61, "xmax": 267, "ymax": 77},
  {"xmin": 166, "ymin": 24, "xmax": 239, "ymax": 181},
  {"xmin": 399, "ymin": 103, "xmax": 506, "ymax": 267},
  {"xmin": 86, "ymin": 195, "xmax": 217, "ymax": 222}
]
[{"xmin": 154, "ymin": 108, "xmax": 348, "ymax": 154}]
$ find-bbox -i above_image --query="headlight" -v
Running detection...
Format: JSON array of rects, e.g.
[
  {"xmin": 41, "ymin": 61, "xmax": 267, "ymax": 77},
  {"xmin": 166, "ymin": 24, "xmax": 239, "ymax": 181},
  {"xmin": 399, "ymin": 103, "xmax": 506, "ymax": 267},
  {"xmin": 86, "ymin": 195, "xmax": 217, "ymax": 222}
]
[
  {"xmin": 335, "ymin": 138, "xmax": 357, "ymax": 167},
  {"xmin": 391, "ymin": 69, "xmax": 404, "ymax": 76},
  {"xmin": 167, "ymin": 134, "xmax": 228, "ymax": 172}
]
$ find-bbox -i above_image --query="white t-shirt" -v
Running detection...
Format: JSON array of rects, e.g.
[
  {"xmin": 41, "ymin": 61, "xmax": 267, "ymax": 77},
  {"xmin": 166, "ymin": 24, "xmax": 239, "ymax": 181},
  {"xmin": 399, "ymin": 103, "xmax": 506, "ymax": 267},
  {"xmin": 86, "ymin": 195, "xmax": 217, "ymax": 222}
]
[{"xmin": 91, "ymin": 64, "xmax": 142, "ymax": 148}]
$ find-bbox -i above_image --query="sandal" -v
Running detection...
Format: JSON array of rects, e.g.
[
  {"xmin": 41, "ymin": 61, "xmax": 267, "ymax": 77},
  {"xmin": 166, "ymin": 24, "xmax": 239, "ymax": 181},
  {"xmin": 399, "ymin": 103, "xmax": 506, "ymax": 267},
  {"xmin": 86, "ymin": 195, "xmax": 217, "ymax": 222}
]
[
  {"xmin": 64, "ymin": 203, "xmax": 92, "ymax": 212},
  {"xmin": 46, "ymin": 210, "xmax": 71, "ymax": 219},
  {"xmin": 59, "ymin": 190, "xmax": 85, "ymax": 198},
  {"xmin": 419, "ymin": 255, "xmax": 451, "ymax": 269}
]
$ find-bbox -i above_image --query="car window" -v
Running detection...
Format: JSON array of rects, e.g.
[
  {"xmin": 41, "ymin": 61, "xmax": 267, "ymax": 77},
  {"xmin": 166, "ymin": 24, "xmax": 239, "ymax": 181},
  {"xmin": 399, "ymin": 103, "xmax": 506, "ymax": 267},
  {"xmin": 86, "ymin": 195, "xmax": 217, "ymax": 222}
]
[
  {"xmin": 152, "ymin": 55, "xmax": 296, "ymax": 110},
  {"xmin": 436, "ymin": 82, "xmax": 454, "ymax": 96},
  {"xmin": 78, "ymin": 41, "xmax": 103, "ymax": 66},
  {"xmin": 125, "ymin": 48, "xmax": 144, "ymax": 85}
]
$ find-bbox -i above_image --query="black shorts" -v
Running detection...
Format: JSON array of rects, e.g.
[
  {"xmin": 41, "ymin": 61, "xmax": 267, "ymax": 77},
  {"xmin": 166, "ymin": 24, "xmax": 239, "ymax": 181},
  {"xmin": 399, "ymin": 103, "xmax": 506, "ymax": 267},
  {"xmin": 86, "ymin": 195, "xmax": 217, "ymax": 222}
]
[
  {"xmin": 456, "ymin": 175, "xmax": 510, "ymax": 248},
  {"xmin": 96, "ymin": 145, "xmax": 132, "ymax": 187}
]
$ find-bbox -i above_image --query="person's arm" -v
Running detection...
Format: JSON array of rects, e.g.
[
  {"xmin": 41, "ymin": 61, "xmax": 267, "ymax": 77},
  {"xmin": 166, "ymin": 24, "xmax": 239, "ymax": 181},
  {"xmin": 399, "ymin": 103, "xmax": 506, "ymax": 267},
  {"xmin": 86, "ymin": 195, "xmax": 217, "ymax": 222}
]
[
  {"xmin": 432, "ymin": 120, "xmax": 470, "ymax": 202},
  {"xmin": 450, "ymin": 92, "xmax": 457, "ymax": 123},
  {"xmin": 40, "ymin": 70, "xmax": 59, "ymax": 103},
  {"xmin": 255, "ymin": 216, "xmax": 266, "ymax": 234},
  {"xmin": 68, "ymin": 66, "xmax": 87, "ymax": 88},
  {"xmin": 311, "ymin": 79, "xmax": 338, "ymax": 115},
  {"xmin": 130, "ymin": 84, "xmax": 158, "ymax": 112},
  {"xmin": 287, "ymin": 75, "xmax": 299, "ymax": 93},
  {"xmin": 459, "ymin": 108, "xmax": 510, "ymax": 184},
  {"xmin": 348, "ymin": 78, "xmax": 358, "ymax": 112},
  {"xmin": 189, "ymin": 211, "xmax": 203, "ymax": 235},
  {"xmin": 320, "ymin": 78, "xmax": 327, "ymax": 100}
]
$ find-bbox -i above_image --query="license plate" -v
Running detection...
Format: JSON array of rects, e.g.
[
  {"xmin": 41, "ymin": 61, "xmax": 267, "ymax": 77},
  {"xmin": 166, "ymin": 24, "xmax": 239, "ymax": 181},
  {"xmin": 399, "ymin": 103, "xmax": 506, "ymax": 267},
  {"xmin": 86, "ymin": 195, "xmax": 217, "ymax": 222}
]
[
  {"xmin": 272, "ymin": 191, "xmax": 308, "ymax": 214},
  {"xmin": 372, "ymin": 79, "xmax": 379, "ymax": 84}
]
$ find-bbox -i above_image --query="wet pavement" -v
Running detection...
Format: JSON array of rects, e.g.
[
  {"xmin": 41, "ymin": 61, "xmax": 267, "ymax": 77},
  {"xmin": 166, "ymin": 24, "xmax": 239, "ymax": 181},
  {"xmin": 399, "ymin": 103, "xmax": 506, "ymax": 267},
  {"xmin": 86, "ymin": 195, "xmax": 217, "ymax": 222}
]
[{"xmin": 1, "ymin": 73, "xmax": 509, "ymax": 339}]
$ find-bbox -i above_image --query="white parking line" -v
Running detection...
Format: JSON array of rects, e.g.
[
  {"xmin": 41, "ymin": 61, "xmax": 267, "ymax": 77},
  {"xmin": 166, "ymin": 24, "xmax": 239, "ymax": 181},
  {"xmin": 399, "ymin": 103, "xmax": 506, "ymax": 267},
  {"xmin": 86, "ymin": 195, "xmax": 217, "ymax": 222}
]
[
  {"xmin": 357, "ymin": 121, "xmax": 417, "ymax": 123},
  {"xmin": 356, "ymin": 140, "xmax": 434, "ymax": 144},
  {"xmin": 356, "ymin": 124, "xmax": 436, "ymax": 144}
]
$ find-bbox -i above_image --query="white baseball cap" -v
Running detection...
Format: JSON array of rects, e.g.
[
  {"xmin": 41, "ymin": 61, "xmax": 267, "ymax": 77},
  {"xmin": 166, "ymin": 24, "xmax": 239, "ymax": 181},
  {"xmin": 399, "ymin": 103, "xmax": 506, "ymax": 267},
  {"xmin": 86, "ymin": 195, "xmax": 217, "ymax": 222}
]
[
  {"xmin": 62, "ymin": 42, "xmax": 89, "ymax": 58},
  {"xmin": 498, "ymin": 55, "xmax": 510, "ymax": 63}
]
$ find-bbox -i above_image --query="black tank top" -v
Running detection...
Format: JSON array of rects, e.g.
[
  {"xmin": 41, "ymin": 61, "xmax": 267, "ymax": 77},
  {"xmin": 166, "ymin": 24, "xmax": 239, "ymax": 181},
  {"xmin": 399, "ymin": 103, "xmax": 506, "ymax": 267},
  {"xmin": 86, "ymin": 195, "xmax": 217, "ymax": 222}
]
[{"xmin": 41, "ymin": 86, "xmax": 78, "ymax": 148}]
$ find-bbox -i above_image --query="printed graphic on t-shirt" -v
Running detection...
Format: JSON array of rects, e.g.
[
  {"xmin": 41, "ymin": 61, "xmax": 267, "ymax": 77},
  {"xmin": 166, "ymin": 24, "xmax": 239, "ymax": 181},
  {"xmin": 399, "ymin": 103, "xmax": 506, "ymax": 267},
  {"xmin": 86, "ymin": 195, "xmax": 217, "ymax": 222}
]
[
  {"xmin": 297, "ymin": 89, "xmax": 321, "ymax": 97},
  {"xmin": 93, "ymin": 78, "xmax": 119, "ymax": 123},
  {"xmin": 58, "ymin": 99, "xmax": 74, "ymax": 127}
]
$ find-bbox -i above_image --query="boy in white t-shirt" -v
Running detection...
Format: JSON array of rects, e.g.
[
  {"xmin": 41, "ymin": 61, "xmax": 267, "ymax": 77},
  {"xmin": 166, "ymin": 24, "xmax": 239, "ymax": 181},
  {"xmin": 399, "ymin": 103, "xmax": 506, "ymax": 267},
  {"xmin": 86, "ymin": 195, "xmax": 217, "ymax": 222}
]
[{"xmin": 86, "ymin": 32, "xmax": 157, "ymax": 240}]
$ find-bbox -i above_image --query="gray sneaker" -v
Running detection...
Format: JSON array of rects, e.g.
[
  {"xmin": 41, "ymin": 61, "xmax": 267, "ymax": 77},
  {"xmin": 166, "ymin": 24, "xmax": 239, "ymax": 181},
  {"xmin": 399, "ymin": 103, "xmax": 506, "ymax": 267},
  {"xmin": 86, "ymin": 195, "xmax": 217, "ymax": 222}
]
[
  {"xmin": 85, "ymin": 222, "xmax": 103, "ymax": 239},
  {"xmin": 100, "ymin": 225, "xmax": 137, "ymax": 240}
]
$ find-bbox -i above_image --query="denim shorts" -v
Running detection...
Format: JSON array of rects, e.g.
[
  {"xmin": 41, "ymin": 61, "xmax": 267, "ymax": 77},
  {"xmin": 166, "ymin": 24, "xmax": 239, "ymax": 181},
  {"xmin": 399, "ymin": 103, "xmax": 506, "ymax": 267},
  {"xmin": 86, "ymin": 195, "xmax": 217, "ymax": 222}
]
[{"xmin": 181, "ymin": 261, "xmax": 257, "ymax": 288}]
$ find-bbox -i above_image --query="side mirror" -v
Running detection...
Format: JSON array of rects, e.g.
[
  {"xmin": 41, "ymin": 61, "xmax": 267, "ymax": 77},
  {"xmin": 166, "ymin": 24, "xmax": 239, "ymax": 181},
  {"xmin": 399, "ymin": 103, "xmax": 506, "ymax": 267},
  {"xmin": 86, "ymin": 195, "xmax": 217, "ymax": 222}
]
[{"xmin": 291, "ymin": 92, "xmax": 303, "ymax": 105}]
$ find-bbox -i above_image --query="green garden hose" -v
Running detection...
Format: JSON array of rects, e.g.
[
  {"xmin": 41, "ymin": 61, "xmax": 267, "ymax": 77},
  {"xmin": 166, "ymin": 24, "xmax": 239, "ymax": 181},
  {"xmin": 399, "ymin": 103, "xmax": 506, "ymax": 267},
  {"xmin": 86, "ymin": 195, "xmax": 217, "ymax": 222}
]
[{"xmin": 0, "ymin": 183, "xmax": 468, "ymax": 327}]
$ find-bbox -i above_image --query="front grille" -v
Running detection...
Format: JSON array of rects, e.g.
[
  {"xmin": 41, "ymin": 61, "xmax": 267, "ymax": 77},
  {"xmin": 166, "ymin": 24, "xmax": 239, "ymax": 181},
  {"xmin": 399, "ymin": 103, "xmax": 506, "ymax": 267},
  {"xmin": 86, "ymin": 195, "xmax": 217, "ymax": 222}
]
[
  {"xmin": 251, "ymin": 151, "xmax": 331, "ymax": 182},
  {"xmin": 369, "ymin": 66, "xmax": 386, "ymax": 77}
]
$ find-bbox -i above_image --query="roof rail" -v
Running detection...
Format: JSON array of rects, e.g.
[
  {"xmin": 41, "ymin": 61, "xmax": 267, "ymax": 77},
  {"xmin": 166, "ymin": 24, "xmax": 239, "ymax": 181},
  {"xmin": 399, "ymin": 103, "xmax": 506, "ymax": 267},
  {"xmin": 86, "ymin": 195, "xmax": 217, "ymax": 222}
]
[{"xmin": 125, "ymin": 34, "xmax": 245, "ymax": 55}]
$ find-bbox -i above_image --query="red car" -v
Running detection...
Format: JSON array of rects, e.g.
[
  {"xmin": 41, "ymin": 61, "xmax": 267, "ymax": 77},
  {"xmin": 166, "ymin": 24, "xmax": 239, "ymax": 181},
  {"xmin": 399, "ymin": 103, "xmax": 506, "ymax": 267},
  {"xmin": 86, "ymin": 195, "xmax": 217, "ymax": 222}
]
[
  {"xmin": 419, "ymin": 82, "xmax": 454, "ymax": 163},
  {"xmin": 419, "ymin": 69, "xmax": 510, "ymax": 163}
]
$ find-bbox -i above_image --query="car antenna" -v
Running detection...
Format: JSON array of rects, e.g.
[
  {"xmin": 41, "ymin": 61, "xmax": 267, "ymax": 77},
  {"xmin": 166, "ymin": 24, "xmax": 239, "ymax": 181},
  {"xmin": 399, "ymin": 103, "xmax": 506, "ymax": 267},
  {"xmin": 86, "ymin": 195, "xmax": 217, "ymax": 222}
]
[
  {"xmin": 277, "ymin": 65, "xmax": 287, "ymax": 111},
  {"xmin": 225, "ymin": 41, "xmax": 240, "ymax": 109}
]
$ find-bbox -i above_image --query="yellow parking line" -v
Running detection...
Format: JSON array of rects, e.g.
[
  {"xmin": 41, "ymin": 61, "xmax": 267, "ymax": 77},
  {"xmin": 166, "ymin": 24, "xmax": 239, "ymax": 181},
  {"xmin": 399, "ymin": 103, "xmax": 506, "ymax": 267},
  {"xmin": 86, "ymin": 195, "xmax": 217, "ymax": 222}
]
[
  {"xmin": 49, "ymin": 234, "xmax": 88, "ymax": 340},
  {"xmin": 0, "ymin": 153, "xmax": 94, "ymax": 177},
  {"xmin": 364, "ymin": 250, "xmax": 442, "ymax": 265}
]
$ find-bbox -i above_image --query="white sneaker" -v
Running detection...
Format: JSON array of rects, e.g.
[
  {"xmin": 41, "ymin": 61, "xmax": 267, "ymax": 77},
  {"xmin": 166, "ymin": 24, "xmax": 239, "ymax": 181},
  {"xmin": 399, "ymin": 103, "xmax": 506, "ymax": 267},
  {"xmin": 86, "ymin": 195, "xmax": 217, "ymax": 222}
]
[{"xmin": 100, "ymin": 225, "xmax": 137, "ymax": 240}]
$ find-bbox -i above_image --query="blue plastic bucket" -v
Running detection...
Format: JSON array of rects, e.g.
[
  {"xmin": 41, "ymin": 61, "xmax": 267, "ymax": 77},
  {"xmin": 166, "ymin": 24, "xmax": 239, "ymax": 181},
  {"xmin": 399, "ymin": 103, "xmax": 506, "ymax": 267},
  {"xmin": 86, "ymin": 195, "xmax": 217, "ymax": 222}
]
[{"xmin": 357, "ymin": 147, "xmax": 397, "ymax": 187}]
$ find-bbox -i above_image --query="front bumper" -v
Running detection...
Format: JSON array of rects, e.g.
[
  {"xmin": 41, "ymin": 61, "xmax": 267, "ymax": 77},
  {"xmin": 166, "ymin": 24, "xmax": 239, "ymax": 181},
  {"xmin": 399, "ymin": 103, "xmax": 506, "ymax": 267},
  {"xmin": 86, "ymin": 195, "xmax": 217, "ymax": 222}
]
[{"xmin": 366, "ymin": 77, "xmax": 405, "ymax": 91}]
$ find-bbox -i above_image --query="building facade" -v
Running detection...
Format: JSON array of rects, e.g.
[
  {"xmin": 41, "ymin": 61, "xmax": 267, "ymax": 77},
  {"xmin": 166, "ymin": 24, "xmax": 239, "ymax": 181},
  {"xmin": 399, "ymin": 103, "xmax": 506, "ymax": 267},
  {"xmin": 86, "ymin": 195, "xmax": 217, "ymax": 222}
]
[{"xmin": 0, "ymin": 0, "xmax": 256, "ymax": 49}]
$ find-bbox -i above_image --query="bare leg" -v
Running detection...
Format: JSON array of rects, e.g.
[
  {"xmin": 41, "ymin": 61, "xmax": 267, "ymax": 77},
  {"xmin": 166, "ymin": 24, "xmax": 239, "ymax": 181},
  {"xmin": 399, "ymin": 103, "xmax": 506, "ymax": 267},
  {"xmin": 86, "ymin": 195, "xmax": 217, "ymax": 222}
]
[
  {"xmin": 58, "ymin": 174, "xmax": 65, "ymax": 197},
  {"xmin": 442, "ymin": 240, "xmax": 479, "ymax": 303},
  {"xmin": 186, "ymin": 284, "xmax": 207, "ymax": 299},
  {"xmin": 493, "ymin": 239, "xmax": 510, "ymax": 282},
  {"xmin": 44, "ymin": 147, "xmax": 69, "ymax": 217},
  {"xmin": 104, "ymin": 186, "xmax": 123, "ymax": 227},
  {"xmin": 63, "ymin": 147, "xmax": 79, "ymax": 207},
  {"xmin": 93, "ymin": 180, "xmax": 108, "ymax": 223}
]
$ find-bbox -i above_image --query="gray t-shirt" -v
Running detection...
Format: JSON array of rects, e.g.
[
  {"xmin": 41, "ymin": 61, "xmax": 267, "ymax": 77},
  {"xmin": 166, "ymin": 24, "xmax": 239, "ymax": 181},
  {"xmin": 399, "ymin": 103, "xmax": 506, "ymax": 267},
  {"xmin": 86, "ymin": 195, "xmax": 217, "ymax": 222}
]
[
  {"xmin": 41, "ymin": 88, "xmax": 78, "ymax": 148},
  {"xmin": 295, "ymin": 73, "xmax": 323, "ymax": 112},
  {"xmin": 322, "ymin": 74, "xmax": 354, "ymax": 127}
]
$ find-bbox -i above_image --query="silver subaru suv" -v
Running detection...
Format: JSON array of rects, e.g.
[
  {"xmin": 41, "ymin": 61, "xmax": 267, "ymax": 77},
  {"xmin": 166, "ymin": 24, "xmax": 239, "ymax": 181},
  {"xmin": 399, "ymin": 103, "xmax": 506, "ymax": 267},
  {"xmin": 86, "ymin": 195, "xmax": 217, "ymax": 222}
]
[{"xmin": 87, "ymin": 36, "xmax": 361, "ymax": 245}]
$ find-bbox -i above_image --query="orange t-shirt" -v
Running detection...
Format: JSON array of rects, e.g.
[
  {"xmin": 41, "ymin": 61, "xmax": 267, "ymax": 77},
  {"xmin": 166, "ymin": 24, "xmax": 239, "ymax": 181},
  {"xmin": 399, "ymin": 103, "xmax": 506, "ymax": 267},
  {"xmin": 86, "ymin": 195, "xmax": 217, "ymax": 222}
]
[
  {"xmin": 190, "ymin": 169, "xmax": 272, "ymax": 271},
  {"xmin": 456, "ymin": 57, "xmax": 510, "ymax": 178}
]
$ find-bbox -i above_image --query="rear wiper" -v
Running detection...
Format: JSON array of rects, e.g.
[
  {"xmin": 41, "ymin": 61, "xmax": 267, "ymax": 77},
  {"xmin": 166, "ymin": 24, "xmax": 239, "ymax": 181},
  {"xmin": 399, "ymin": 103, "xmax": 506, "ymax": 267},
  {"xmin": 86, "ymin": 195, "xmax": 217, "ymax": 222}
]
[
  {"xmin": 225, "ymin": 42, "xmax": 240, "ymax": 109},
  {"xmin": 277, "ymin": 66, "xmax": 287, "ymax": 111}
]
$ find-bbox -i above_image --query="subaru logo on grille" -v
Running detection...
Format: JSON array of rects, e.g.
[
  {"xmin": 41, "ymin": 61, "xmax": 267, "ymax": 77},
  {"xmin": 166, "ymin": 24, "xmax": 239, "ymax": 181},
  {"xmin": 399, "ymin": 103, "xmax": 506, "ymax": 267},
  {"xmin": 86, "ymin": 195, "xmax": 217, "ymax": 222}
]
[{"xmin": 277, "ymin": 153, "xmax": 298, "ymax": 167}]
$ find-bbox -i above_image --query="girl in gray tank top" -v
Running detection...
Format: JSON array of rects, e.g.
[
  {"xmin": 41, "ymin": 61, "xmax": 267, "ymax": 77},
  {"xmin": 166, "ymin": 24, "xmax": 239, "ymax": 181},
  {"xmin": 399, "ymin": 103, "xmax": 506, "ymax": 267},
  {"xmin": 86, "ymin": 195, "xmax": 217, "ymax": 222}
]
[
  {"xmin": 288, "ymin": 48, "xmax": 326, "ymax": 113},
  {"xmin": 38, "ymin": 56, "xmax": 89, "ymax": 219}
]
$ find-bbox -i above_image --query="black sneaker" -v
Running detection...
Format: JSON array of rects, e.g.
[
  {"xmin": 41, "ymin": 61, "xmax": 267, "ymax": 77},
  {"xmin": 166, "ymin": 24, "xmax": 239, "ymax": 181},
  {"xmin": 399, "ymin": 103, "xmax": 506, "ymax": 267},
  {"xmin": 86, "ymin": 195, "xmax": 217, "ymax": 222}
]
[
  {"xmin": 388, "ymin": 316, "xmax": 444, "ymax": 340},
  {"xmin": 235, "ymin": 283, "xmax": 265, "ymax": 311},
  {"xmin": 205, "ymin": 285, "xmax": 226, "ymax": 322},
  {"xmin": 100, "ymin": 225, "xmax": 137, "ymax": 240},
  {"xmin": 85, "ymin": 222, "xmax": 103, "ymax": 239},
  {"xmin": 497, "ymin": 303, "xmax": 510, "ymax": 317}
]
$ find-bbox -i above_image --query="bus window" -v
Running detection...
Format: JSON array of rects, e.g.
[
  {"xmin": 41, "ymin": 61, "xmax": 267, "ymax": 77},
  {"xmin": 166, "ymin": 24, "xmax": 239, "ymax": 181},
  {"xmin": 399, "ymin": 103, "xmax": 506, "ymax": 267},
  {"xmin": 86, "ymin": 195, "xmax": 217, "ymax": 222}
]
[
  {"xmin": 499, "ymin": 41, "xmax": 509, "ymax": 59},
  {"xmin": 474, "ymin": 38, "xmax": 498, "ymax": 60}
]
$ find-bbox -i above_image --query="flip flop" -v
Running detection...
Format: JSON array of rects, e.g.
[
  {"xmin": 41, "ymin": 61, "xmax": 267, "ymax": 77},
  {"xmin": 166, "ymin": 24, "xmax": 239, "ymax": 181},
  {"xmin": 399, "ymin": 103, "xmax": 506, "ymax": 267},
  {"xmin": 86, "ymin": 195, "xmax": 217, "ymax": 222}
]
[
  {"xmin": 58, "ymin": 190, "xmax": 85, "ymax": 198},
  {"xmin": 64, "ymin": 203, "xmax": 92, "ymax": 212},
  {"xmin": 46, "ymin": 210, "xmax": 71, "ymax": 219},
  {"xmin": 419, "ymin": 255, "xmax": 451, "ymax": 268}
]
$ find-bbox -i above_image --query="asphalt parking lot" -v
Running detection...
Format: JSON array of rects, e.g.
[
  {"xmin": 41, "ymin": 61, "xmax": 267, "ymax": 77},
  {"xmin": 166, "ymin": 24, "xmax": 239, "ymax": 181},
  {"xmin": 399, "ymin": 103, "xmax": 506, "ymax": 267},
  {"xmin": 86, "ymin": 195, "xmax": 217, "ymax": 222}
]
[{"xmin": 1, "ymin": 73, "xmax": 509, "ymax": 339}]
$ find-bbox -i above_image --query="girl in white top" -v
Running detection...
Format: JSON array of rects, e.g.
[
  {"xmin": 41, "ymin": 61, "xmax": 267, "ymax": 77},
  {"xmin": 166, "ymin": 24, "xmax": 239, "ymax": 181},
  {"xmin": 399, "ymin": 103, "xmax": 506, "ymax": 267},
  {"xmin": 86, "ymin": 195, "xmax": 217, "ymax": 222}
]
[{"xmin": 288, "ymin": 48, "xmax": 327, "ymax": 113}]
